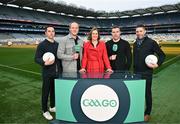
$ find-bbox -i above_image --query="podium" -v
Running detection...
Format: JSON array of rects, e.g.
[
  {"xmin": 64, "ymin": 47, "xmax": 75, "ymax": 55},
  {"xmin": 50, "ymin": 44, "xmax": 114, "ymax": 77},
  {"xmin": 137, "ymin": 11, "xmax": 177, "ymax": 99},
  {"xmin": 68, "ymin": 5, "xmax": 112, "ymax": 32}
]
[{"xmin": 52, "ymin": 72, "xmax": 145, "ymax": 123}]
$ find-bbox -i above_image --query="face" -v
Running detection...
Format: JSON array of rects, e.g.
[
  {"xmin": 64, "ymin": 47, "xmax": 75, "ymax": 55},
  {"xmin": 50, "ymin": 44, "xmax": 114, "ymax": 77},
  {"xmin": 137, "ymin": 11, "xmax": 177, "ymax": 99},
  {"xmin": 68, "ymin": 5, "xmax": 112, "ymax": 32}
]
[
  {"xmin": 136, "ymin": 27, "xmax": 146, "ymax": 39},
  {"xmin": 112, "ymin": 28, "xmax": 121, "ymax": 40},
  {"xmin": 69, "ymin": 22, "xmax": 79, "ymax": 36},
  {"xmin": 45, "ymin": 27, "xmax": 55, "ymax": 40},
  {"xmin": 91, "ymin": 30, "xmax": 99, "ymax": 41}
]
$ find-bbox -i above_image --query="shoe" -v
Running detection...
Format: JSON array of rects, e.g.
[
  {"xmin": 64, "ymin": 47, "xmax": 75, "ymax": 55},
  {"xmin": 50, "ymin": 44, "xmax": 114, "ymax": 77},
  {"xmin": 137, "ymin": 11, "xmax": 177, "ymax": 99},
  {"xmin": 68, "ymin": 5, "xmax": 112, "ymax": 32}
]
[
  {"xmin": 43, "ymin": 111, "xmax": 53, "ymax": 120},
  {"xmin": 49, "ymin": 107, "xmax": 56, "ymax": 112},
  {"xmin": 144, "ymin": 114, "xmax": 151, "ymax": 122}
]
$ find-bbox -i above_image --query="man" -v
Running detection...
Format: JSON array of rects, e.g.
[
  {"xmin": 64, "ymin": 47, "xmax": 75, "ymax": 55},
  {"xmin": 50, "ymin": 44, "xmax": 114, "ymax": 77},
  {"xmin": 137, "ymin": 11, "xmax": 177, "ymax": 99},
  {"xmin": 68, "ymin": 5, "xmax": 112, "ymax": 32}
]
[
  {"xmin": 57, "ymin": 22, "xmax": 83, "ymax": 73},
  {"xmin": 35, "ymin": 26, "xmax": 62, "ymax": 120},
  {"xmin": 106, "ymin": 26, "xmax": 132, "ymax": 71},
  {"xmin": 133, "ymin": 25, "xmax": 165, "ymax": 122}
]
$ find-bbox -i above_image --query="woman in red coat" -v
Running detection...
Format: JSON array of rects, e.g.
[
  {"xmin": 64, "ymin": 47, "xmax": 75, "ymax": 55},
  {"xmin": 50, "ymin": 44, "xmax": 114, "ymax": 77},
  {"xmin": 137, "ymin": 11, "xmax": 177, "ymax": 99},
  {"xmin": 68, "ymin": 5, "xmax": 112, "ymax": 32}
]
[{"xmin": 79, "ymin": 27, "xmax": 113, "ymax": 73}]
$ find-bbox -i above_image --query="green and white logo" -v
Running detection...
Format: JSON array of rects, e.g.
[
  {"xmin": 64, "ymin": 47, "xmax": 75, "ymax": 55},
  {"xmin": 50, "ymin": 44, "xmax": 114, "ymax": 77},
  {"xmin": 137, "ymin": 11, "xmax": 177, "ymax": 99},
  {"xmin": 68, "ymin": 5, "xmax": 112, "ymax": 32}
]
[
  {"xmin": 82, "ymin": 99, "xmax": 117, "ymax": 107},
  {"xmin": 80, "ymin": 84, "xmax": 119, "ymax": 122}
]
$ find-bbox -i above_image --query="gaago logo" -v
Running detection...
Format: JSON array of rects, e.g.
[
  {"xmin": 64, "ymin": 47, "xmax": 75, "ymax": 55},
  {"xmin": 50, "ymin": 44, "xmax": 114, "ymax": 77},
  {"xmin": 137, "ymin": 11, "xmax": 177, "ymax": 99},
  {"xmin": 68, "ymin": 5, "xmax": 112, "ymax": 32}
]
[
  {"xmin": 80, "ymin": 84, "xmax": 119, "ymax": 122},
  {"xmin": 82, "ymin": 99, "xmax": 117, "ymax": 107}
]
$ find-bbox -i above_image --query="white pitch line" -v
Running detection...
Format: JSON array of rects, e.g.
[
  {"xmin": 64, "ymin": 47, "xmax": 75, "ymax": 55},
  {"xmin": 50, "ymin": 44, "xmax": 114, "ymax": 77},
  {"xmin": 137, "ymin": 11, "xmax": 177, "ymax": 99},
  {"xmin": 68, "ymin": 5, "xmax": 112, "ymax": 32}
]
[
  {"xmin": 162, "ymin": 54, "xmax": 180, "ymax": 65},
  {"xmin": 0, "ymin": 55, "xmax": 179, "ymax": 76},
  {"xmin": 0, "ymin": 64, "xmax": 41, "ymax": 75},
  {"xmin": 153, "ymin": 54, "xmax": 180, "ymax": 77}
]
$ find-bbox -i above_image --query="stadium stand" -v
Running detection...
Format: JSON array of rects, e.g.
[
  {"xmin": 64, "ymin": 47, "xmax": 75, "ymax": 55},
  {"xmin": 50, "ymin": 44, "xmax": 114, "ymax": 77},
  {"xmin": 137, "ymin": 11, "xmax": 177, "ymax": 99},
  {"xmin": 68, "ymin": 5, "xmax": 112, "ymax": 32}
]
[
  {"xmin": 0, "ymin": 5, "xmax": 179, "ymax": 27},
  {"xmin": 0, "ymin": 0, "xmax": 179, "ymax": 44}
]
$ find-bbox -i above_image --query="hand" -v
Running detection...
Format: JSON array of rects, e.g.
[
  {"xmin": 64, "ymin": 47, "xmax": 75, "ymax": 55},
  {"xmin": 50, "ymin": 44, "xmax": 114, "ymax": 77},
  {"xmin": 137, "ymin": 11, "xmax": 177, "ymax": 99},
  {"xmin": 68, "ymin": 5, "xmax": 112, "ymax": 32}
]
[
  {"xmin": 72, "ymin": 53, "xmax": 79, "ymax": 60},
  {"xmin": 147, "ymin": 63, "xmax": 159, "ymax": 69},
  {"xmin": 79, "ymin": 68, "xmax": 86, "ymax": 73},
  {"xmin": 106, "ymin": 69, "xmax": 113, "ymax": 73},
  {"xmin": 109, "ymin": 55, "xmax": 117, "ymax": 60},
  {"xmin": 44, "ymin": 58, "xmax": 55, "ymax": 66}
]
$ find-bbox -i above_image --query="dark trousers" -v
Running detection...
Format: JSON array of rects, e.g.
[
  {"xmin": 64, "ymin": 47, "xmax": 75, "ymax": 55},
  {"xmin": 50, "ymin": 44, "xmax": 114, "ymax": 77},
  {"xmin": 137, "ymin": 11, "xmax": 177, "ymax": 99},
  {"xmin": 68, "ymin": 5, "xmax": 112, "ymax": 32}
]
[
  {"xmin": 142, "ymin": 74, "xmax": 153, "ymax": 115},
  {"xmin": 42, "ymin": 74, "xmax": 56, "ymax": 112}
]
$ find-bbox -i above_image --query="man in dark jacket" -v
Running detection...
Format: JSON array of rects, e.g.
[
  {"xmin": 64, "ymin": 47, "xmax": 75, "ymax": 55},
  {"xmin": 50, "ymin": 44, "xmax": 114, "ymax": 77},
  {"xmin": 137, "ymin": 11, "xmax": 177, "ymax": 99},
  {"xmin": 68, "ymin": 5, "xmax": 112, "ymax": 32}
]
[
  {"xmin": 106, "ymin": 26, "xmax": 132, "ymax": 71},
  {"xmin": 133, "ymin": 25, "xmax": 165, "ymax": 122},
  {"xmin": 35, "ymin": 26, "xmax": 62, "ymax": 120}
]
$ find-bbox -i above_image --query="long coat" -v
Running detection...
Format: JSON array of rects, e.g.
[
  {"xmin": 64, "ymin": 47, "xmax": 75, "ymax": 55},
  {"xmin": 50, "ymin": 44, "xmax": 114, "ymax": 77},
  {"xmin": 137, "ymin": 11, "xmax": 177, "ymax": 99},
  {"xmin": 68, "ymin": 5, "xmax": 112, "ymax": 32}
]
[
  {"xmin": 81, "ymin": 41, "xmax": 111, "ymax": 73},
  {"xmin": 57, "ymin": 34, "xmax": 83, "ymax": 72}
]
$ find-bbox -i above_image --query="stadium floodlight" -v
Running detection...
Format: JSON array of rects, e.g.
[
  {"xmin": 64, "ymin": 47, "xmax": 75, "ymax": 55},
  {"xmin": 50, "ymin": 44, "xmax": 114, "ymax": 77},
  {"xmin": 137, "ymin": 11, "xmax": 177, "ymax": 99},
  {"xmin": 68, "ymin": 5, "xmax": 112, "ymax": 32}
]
[
  {"xmin": 23, "ymin": 6, "xmax": 33, "ymax": 10},
  {"xmin": 60, "ymin": 13, "xmax": 66, "ymax": 15},
  {"xmin": 108, "ymin": 17, "xmax": 119, "ymax": 19},
  {"xmin": 143, "ymin": 13, "xmax": 152, "ymax": 16},
  {"xmin": 76, "ymin": 16, "xmax": 84, "ymax": 18},
  {"xmin": 154, "ymin": 11, "xmax": 164, "ymax": 14},
  {"xmin": 36, "ymin": 9, "xmax": 45, "ymax": 12},
  {"xmin": 167, "ymin": 10, "xmax": 178, "ymax": 13},
  {"xmin": 67, "ymin": 14, "xmax": 74, "ymax": 17},
  {"xmin": 6, "ymin": 4, "xmax": 19, "ymax": 8},
  {"xmin": 48, "ymin": 11, "xmax": 56, "ymax": 14},
  {"xmin": 97, "ymin": 17, "xmax": 107, "ymax": 19},
  {"xmin": 86, "ymin": 16, "xmax": 95, "ymax": 19},
  {"xmin": 132, "ymin": 15, "xmax": 141, "ymax": 17},
  {"xmin": 120, "ymin": 16, "xmax": 130, "ymax": 18}
]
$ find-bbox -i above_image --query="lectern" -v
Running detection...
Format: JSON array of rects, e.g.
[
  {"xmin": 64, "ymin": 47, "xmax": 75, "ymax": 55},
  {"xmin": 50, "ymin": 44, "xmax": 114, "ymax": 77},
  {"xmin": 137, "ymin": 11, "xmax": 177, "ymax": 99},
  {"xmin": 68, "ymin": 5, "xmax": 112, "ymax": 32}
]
[{"xmin": 52, "ymin": 72, "xmax": 145, "ymax": 123}]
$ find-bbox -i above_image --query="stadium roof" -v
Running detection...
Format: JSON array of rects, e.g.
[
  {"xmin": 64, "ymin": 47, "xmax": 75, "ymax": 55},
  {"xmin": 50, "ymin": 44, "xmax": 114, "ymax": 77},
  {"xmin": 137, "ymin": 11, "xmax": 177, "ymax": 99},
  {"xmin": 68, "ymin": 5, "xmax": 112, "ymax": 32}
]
[
  {"xmin": 0, "ymin": 0, "xmax": 180, "ymax": 18},
  {"xmin": 101, "ymin": 3, "xmax": 180, "ymax": 18}
]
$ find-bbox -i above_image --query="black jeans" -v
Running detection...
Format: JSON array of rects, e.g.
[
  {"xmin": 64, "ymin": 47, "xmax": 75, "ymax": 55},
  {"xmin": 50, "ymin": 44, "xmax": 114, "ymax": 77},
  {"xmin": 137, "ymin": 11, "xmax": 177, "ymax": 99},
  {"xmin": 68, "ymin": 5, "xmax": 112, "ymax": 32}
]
[
  {"xmin": 42, "ymin": 74, "xmax": 56, "ymax": 112},
  {"xmin": 142, "ymin": 74, "xmax": 153, "ymax": 115}
]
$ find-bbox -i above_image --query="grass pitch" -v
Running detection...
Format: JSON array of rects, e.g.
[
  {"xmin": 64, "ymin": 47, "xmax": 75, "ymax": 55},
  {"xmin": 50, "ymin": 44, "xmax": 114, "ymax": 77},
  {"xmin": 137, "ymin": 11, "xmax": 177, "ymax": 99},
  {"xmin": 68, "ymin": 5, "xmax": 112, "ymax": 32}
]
[{"xmin": 0, "ymin": 42, "xmax": 180, "ymax": 123}]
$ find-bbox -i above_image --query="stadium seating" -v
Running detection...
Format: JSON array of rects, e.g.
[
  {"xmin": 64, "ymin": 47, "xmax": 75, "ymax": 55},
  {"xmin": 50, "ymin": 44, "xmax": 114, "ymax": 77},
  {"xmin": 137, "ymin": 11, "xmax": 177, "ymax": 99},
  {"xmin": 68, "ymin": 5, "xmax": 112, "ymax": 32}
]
[
  {"xmin": 0, "ymin": 6, "xmax": 180, "ymax": 27},
  {"xmin": 0, "ymin": 5, "xmax": 179, "ymax": 44}
]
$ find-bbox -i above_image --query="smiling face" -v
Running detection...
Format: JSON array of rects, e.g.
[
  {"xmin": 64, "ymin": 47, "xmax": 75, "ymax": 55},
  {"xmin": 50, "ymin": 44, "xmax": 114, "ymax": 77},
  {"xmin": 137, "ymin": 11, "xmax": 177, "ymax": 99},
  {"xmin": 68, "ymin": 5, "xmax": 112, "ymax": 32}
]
[
  {"xmin": 88, "ymin": 27, "xmax": 100, "ymax": 41},
  {"xmin": 136, "ymin": 27, "xmax": 146, "ymax": 39},
  {"xmin": 92, "ymin": 30, "xmax": 99, "ymax": 41},
  {"xmin": 69, "ymin": 22, "xmax": 79, "ymax": 36}
]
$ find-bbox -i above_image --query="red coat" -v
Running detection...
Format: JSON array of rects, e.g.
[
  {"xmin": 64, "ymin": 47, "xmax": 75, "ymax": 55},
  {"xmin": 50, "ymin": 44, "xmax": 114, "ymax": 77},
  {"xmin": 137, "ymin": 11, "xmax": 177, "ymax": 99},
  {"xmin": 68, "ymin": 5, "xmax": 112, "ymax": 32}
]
[{"xmin": 81, "ymin": 41, "xmax": 112, "ymax": 73}]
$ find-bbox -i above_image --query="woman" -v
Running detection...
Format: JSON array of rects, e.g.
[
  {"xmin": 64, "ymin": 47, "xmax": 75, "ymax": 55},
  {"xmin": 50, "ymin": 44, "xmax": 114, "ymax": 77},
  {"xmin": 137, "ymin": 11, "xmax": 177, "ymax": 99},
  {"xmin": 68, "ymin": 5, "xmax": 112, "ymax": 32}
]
[{"xmin": 79, "ymin": 27, "xmax": 113, "ymax": 73}]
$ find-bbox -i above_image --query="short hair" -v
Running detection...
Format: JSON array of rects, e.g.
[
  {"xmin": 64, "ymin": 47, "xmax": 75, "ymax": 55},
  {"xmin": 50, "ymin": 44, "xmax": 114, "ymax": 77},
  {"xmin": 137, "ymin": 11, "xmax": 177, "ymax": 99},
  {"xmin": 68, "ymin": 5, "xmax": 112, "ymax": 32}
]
[
  {"xmin": 136, "ymin": 24, "xmax": 146, "ymax": 30},
  {"xmin": 69, "ymin": 22, "xmax": 79, "ymax": 28},
  {"xmin": 112, "ymin": 25, "xmax": 121, "ymax": 30},
  {"xmin": 45, "ymin": 25, "xmax": 55, "ymax": 32},
  {"xmin": 87, "ymin": 27, "xmax": 100, "ymax": 41}
]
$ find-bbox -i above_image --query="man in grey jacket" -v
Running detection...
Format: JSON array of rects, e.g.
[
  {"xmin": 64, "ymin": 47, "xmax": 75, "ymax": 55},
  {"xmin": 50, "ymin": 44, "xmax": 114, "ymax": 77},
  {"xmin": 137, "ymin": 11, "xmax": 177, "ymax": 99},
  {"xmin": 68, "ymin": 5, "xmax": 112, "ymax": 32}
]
[{"xmin": 57, "ymin": 22, "xmax": 83, "ymax": 73}]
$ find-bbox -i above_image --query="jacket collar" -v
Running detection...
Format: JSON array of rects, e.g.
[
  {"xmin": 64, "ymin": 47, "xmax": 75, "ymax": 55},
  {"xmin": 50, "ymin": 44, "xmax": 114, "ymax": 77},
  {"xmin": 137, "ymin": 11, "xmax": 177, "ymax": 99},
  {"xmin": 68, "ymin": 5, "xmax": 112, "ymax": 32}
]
[{"xmin": 68, "ymin": 33, "xmax": 80, "ymax": 40}]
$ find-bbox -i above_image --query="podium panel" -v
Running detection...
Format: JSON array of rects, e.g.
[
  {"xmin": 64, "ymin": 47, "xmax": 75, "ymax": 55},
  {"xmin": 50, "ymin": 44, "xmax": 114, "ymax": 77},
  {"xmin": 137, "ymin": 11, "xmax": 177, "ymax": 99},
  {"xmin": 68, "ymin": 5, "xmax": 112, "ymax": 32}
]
[{"xmin": 55, "ymin": 73, "xmax": 145, "ymax": 123}]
